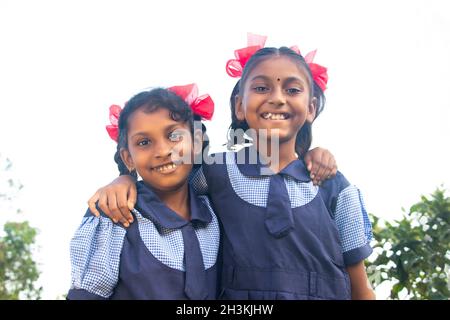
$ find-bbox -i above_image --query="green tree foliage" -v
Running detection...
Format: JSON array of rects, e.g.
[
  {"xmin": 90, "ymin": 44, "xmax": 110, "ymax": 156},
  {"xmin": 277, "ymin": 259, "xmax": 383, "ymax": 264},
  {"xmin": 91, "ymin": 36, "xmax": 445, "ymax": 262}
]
[
  {"xmin": 368, "ymin": 187, "xmax": 450, "ymax": 299},
  {"xmin": 0, "ymin": 154, "xmax": 41, "ymax": 299},
  {"xmin": 0, "ymin": 155, "xmax": 23, "ymax": 208},
  {"xmin": 0, "ymin": 221, "xmax": 42, "ymax": 299}
]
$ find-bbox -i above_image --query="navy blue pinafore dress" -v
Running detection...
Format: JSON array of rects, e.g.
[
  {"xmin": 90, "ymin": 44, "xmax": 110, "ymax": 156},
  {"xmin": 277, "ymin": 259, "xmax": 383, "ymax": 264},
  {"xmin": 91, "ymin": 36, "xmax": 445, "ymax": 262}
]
[{"xmin": 194, "ymin": 147, "xmax": 372, "ymax": 300}]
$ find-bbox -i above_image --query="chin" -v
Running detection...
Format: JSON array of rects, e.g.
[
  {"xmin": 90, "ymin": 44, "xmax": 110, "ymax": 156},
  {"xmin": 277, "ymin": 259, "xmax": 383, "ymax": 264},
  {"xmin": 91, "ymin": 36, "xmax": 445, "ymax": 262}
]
[
  {"xmin": 149, "ymin": 183, "xmax": 186, "ymax": 195},
  {"xmin": 157, "ymin": 177, "xmax": 190, "ymax": 192},
  {"xmin": 140, "ymin": 174, "xmax": 187, "ymax": 192}
]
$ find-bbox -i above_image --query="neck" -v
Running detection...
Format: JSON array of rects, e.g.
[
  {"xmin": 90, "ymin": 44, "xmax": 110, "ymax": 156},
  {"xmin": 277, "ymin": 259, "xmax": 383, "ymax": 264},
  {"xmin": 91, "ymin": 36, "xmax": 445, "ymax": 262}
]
[
  {"xmin": 153, "ymin": 181, "xmax": 190, "ymax": 220},
  {"xmin": 256, "ymin": 137, "xmax": 297, "ymax": 174}
]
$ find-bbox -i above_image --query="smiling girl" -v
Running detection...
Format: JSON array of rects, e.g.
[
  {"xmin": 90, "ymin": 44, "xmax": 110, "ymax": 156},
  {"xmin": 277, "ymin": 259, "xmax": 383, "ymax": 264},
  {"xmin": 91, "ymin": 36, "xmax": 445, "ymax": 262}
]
[{"xmin": 68, "ymin": 87, "xmax": 220, "ymax": 299}]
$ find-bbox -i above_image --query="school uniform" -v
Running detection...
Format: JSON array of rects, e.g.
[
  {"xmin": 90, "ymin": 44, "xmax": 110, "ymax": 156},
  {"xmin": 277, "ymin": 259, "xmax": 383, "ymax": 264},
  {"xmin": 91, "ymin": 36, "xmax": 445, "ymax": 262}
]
[
  {"xmin": 191, "ymin": 146, "xmax": 373, "ymax": 300},
  {"xmin": 68, "ymin": 181, "xmax": 220, "ymax": 300}
]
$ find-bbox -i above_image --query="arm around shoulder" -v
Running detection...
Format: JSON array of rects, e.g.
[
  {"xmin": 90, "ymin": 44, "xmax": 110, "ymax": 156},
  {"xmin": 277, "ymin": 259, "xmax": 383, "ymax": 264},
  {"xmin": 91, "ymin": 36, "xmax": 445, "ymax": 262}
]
[{"xmin": 87, "ymin": 175, "xmax": 137, "ymax": 227}]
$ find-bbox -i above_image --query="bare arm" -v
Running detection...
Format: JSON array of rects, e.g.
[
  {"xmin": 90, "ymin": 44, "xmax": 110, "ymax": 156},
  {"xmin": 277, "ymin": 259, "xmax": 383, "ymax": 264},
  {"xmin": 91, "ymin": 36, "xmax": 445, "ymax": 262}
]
[{"xmin": 346, "ymin": 261, "xmax": 376, "ymax": 300}]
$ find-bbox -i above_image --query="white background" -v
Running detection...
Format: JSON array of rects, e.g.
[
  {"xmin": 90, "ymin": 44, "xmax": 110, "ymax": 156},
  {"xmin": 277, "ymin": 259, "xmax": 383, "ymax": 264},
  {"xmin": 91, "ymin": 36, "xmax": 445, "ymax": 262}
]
[{"xmin": 1, "ymin": 0, "xmax": 449, "ymax": 299}]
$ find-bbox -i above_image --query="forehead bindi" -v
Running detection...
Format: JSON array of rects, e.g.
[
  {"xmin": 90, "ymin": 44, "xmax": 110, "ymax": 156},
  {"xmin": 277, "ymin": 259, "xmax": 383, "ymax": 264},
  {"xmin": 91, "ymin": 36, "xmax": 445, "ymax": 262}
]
[{"xmin": 248, "ymin": 56, "xmax": 309, "ymax": 84}]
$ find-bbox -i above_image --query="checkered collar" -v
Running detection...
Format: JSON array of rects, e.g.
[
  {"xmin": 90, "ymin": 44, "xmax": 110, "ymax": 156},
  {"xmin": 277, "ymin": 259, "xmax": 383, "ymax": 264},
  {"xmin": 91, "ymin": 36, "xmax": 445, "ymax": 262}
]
[
  {"xmin": 235, "ymin": 146, "xmax": 311, "ymax": 182},
  {"xmin": 134, "ymin": 181, "xmax": 211, "ymax": 229}
]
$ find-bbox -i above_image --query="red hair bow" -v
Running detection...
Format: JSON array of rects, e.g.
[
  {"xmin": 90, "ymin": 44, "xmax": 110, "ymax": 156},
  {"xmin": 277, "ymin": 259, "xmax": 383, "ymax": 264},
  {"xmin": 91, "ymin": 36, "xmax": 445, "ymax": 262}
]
[
  {"xmin": 106, "ymin": 104, "xmax": 122, "ymax": 142},
  {"xmin": 226, "ymin": 33, "xmax": 328, "ymax": 92},
  {"xmin": 168, "ymin": 83, "xmax": 214, "ymax": 120},
  {"xmin": 106, "ymin": 84, "xmax": 213, "ymax": 143},
  {"xmin": 289, "ymin": 47, "xmax": 328, "ymax": 92},
  {"xmin": 226, "ymin": 33, "xmax": 267, "ymax": 78}
]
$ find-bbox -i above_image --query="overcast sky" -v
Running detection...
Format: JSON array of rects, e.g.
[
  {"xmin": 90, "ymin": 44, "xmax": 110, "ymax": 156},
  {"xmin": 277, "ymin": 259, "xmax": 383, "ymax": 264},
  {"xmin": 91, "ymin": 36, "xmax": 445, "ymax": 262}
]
[{"xmin": 1, "ymin": 0, "xmax": 449, "ymax": 299}]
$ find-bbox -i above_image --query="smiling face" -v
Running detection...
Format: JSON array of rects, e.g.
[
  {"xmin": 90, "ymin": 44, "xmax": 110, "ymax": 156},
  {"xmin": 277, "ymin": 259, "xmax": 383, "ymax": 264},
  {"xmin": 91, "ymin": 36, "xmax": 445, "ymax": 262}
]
[
  {"xmin": 235, "ymin": 56, "xmax": 316, "ymax": 145},
  {"xmin": 120, "ymin": 107, "xmax": 198, "ymax": 194}
]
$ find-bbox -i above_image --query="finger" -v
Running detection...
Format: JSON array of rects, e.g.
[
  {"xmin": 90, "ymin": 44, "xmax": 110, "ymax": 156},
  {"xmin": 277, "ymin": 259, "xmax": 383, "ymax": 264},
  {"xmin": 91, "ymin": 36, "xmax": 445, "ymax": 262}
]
[
  {"xmin": 127, "ymin": 187, "xmax": 138, "ymax": 223},
  {"xmin": 118, "ymin": 216, "xmax": 130, "ymax": 228},
  {"xmin": 315, "ymin": 161, "xmax": 327, "ymax": 182},
  {"xmin": 310, "ymin": 160, "xmax": 320, "ymax": 180},
  {"xmin": 107, "ymin": 193, "xmax": 124, "ymax": 224},
  {"xmin": 330, "ymin": 155, "xmax": 338, "ymax": 177},
  {"xmin": 322, "ymin": 166, "xmax": 332, "ymax": 182},
  {"xmin": 331, "ymin": 165, "xmax": 338, "ymax": 177},
  {"xmin": 108, "ymin": 194, "xmax": 130, "ymax": 227},
  {"xmin": 88, "ymin": 191, "xmax": 101, "ymax": 217},
  {"xmin": 117, "ymin": 192, "xmax": 133, "ymax": 224},
  {"xmin": 97, "ymin": 191, "xmax": 115, "ymax": 222},
  {"xmin": 107, "ymin": 197, "xmax": 128, "ymax": 227},
  {"xmin": 304, "ymin": 152, "xmax": 313, "ymax": 172},
  {"xmin": 312, "ymin": 175, "xmax": 321, "ymax": 186},
  {"xmin": 325, "ymin": 155, "xmax": 336, "ymax": 179}
]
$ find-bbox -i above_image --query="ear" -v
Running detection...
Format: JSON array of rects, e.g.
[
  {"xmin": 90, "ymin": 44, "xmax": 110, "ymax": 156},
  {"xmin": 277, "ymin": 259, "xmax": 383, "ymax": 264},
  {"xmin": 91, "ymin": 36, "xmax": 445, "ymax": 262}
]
[
  {"xmin": 120, "ymin": 147, "xmax": 135, "ymax": 172},
  {"xmin": 306, "ymin": 97, "xmax": 317, "ymax": 123},
  {"xmin": 235, "ymin": 95, "xmax": 245, "ymax": 121}
]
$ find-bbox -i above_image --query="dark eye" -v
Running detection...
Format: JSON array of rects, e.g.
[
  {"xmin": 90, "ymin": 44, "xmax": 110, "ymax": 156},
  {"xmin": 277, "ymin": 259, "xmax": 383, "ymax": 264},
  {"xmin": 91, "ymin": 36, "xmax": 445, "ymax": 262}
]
[
  {"xmin": 286, "ymin": 87, "xmax": 302, "ymax": 95},
  {"xmin": 253, "ymin": 86, "xmax": 269, "ymax": 93},
  {"xmin": 169, "ymin": 131, "xmax": 183, "ymax": 142},
  {"xmin": 137, "ymin": 139, "xmax": 150, "ymax": 146}
]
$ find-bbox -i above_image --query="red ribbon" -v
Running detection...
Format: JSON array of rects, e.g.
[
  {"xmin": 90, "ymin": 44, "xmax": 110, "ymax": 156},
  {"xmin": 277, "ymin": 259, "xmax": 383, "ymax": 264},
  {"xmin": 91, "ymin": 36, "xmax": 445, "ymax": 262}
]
[
  {"xmin": 226, "ymin": 34, "xmax": 328, "ymax": 91},
  {"xmin": 105, "ymin": 84, "xmax": 214, "ymax": 143},
  {"xmin": 307, "ymin": 62, "xmax": 328, "ymax": 92},
  {"xmin": 226, "ymin": 33, "xmax": 267, "ymax": 78},
  {"xmin": 292, "ymin": 48, "xmax": 328, "ymax": 92},
  {"xmin": 168, "ymin": 83, "xmax": 214, "ymax": 120},
  {"xmin": 106, "ymin": 104, "xmax": 122, "ymax": 142}
]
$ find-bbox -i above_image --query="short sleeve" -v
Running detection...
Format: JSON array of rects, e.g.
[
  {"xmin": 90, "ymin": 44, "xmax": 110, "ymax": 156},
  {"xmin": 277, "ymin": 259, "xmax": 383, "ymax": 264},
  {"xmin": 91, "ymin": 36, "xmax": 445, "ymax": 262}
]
[
  {"xmin": 190, "ymin": 166, "xmax": 209, "ymax": 195},
  {"xmin": 68, "ymin": 212, "xmax": 127, "ymax": 299},
  {"xmin": 334, "ymin": 185, "xmax": 373, "ymax": 266}
]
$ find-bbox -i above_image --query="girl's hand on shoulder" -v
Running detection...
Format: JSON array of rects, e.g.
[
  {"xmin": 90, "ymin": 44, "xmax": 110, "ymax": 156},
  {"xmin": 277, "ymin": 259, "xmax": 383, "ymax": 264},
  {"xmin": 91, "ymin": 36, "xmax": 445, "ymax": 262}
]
[
  {"xmin": 87, "ymin": 175, "xmax": 137, "ymax": 227},
  {"xmin": 304, "ymin": 147, "xmax": 337, "ymax": 186}
]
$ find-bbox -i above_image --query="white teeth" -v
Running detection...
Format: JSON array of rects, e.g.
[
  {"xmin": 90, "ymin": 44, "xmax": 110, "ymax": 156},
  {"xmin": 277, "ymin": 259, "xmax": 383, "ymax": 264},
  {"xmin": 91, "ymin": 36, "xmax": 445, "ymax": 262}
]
[
  {"xmin": 262, "ymin": 113, "xmax": 288, "ymax": 120},
  {"xmin": 154, "ymin": 163, "xmax": 177, "ymax": 172}
]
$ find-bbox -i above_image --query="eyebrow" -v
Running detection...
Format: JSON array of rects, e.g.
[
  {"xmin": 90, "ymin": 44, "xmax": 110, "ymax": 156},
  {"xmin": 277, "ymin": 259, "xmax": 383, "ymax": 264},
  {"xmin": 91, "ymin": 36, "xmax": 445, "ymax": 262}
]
[
  {"xmin": 284, "ymin": 76, "xmax": 306, "ymax": 85},
  {"xmin": 250, "ymin": 75, "xmax": 305, "ymax": 85},
  {"xmin": 130, "ymin": 123, "xmax": 184, "ymax": 139},
  {"xmin": 250, "ymin": 75, "xmax": 271, "ymax": 82}
]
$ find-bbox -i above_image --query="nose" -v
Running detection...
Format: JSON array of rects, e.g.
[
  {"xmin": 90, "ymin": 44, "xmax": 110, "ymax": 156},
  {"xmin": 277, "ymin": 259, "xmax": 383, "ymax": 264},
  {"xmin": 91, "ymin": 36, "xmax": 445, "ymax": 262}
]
[
  {"xmin": 154, "ymin": 139, "xmax": 173, "ymax": 159},
  {"xmin": 268, "ymin": 86, "xmax": 286, "ymax": 107}
]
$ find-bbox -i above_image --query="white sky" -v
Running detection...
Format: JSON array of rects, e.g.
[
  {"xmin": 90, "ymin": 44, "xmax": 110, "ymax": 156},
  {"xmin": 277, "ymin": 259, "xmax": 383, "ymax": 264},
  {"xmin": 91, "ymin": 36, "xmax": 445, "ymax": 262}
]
[{"xmin": 0, "ymin": 0, "xmax": 449, "ymax": 299}]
